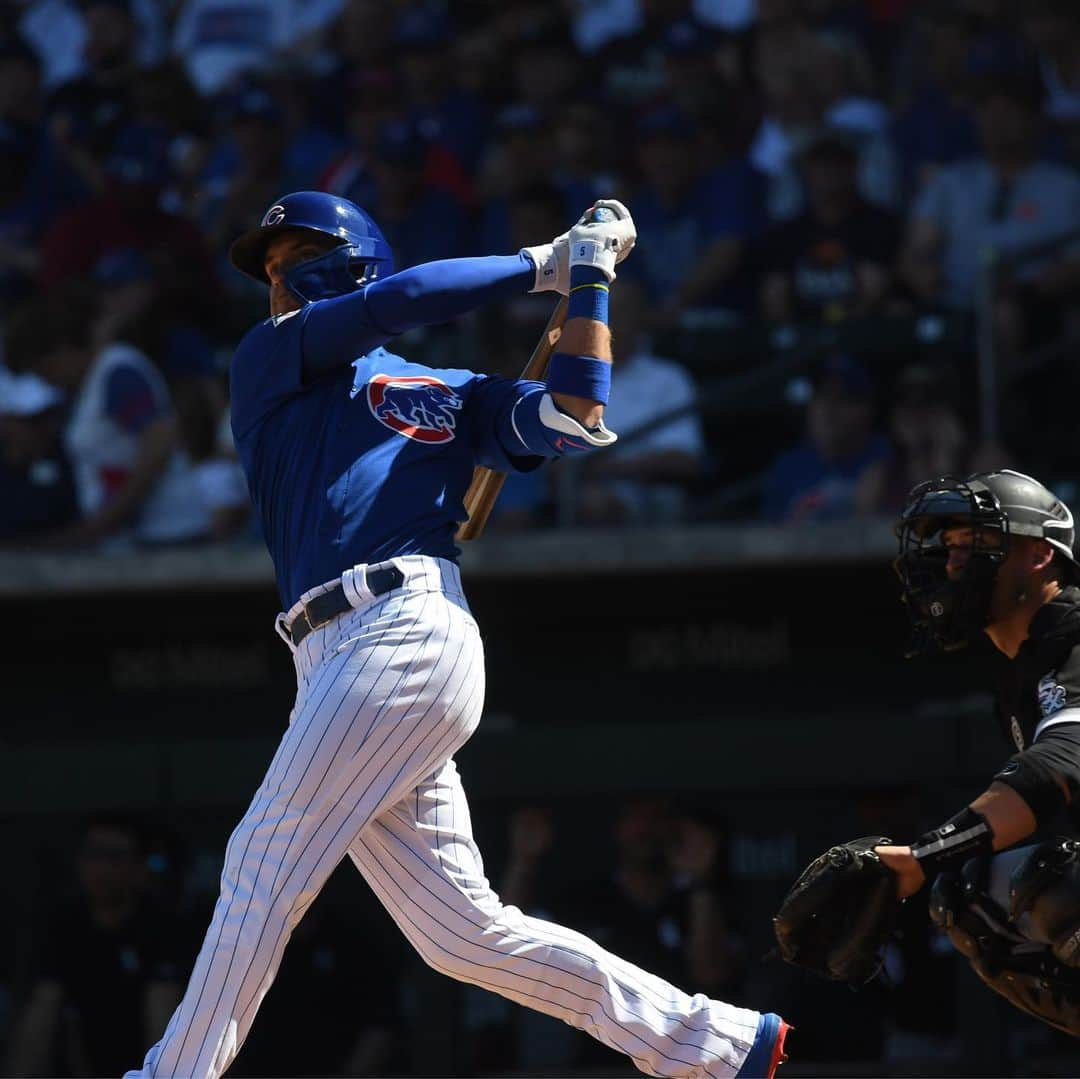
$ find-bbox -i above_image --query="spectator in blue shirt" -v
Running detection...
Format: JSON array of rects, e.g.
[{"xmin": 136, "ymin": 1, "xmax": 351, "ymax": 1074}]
[
  {"xmin": 626, "ymin": 105, "xmax": 765, "ymax": 325},
  {"xmin": 899, "ymin": 73, "xmax": 1080, "ymax": 366},
  {"xmin": 367, "ymin": 120, "xmax": 466, "ymax": 269},
  {"xmin": 763, "ymin": 353, "xmax": 891, "ymax": 523}
]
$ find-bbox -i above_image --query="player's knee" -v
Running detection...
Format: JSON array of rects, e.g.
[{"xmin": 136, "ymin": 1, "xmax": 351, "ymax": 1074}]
[{"xmin": 1011, "ymin": 838, "xmax": 1080, "ymax": 966}]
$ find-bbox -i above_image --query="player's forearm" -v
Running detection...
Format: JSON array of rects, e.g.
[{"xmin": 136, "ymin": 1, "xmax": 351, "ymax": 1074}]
[
  {"xmin": 302, "ymin": 254, "xmax": 535, "ymax": 377},
  {"xmin": 366, "ymin": 254, "xmax": 535, "ymax": 333},
  {"xmin": 878, "ymin": 782, "xmax": 1043, "ymax": 898},
  {"xmin": 551, "ymin": 317, "xmax": 611, "ymax": 428}
]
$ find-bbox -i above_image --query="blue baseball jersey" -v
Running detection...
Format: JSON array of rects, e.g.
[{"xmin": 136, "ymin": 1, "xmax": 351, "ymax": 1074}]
[{"xmin": 231, "ymin": 304, "xmax": 543, "ymax": 607}]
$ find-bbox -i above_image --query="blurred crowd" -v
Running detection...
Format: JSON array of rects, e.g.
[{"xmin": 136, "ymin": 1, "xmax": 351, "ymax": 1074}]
[{"xmin": 2, "ymin": 0, "xmax": 1080, "ymax": 546}]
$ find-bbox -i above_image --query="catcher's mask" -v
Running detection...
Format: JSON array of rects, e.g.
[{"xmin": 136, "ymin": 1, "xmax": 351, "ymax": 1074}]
[
  {"xmin": 895, "ymin": 470, "xmax": 1080, "ymax": 655},
  {"xmin": 893, "ymin": 475, "xmax": 1010, "ymax": 654}
]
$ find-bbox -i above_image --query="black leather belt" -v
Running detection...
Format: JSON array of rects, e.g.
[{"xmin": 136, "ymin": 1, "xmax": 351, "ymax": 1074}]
[{"xmin": 289, "ymin": 565, "xmax": 405, "ymax": 646}]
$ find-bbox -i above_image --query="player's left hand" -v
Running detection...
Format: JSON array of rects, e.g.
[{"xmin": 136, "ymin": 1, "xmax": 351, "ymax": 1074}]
[{"xmin": 874, "ymin": 844, "xmax": 926, "ymax": 898}]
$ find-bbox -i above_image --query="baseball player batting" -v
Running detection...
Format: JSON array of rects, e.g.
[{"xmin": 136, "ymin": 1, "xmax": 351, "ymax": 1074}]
[{"xmin": 124, "ymin": 190, "xmax": 789, "ymax": 1079}]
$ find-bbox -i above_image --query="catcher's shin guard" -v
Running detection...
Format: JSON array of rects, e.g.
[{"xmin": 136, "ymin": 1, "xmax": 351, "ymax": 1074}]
[{"xmin": 931, "ymin": 854, "xmax": 1080, "ymax": 1037}]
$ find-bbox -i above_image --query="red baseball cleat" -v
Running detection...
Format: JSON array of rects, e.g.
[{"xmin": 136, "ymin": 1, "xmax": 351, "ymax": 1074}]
[
  {"xmin": 766, "ymin": 1018, "xmax": 791, "ymax": 1078},
  {"xmin": 736, "ymin": 1012, "xmax": 791, "ymax": 1078}
]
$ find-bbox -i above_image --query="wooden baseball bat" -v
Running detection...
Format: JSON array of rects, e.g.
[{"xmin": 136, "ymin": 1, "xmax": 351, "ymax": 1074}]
[{"xmin": 456, "ymin": 295, "xmax": 568, "ymax": 540}]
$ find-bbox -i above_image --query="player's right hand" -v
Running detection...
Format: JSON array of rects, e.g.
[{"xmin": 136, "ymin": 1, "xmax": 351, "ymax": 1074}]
[{"xmin": 520, "ymin": 199, "xmax": 635, "ymax": 294}]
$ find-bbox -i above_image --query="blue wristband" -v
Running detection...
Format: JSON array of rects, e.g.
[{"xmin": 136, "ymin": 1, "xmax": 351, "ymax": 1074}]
[
  {"xmin": 547, "ymin": 352, "xmax": 611, "ymax": 404},
  {"xmin": 567, "ymin": 264, "xmax": 609, "ymax": 323}
]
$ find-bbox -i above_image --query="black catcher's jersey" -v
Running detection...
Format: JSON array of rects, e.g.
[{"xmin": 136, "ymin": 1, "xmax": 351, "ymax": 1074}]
[
  {"xmin": 992, "ymin": 586, "xmax": 1080, "ymax": 828},
  {"xmin": 994, "ymin": 587, "xmax": 1080, "ymax": 752}
]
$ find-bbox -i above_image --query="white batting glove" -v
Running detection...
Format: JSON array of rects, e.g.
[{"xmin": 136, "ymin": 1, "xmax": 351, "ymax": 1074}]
[
  {"xmin": 568, "ymin": 199, "xmax": 636, "ymax": 282},
  {"xmin": 521, "ymin": 231, "xmax": 570, "ymax": 294}
]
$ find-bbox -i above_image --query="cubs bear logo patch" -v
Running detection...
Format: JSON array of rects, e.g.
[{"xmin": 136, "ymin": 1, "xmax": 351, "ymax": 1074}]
[
  {"xmin": 1037, "ymin": 672, "xmax": 1068, "ymax": 718},
  {"xmin": 366, "ymin": 374, "xmax": 463, "ymax": 444}
]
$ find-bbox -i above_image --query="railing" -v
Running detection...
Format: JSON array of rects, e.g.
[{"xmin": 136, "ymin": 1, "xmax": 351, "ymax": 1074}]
[
  {"xmin": 552, "ymin": 310, "xmax": 966, "ymax": 526},
  {"xmin": 552, "ymin": 345, "xmax": 816, "ymax": 526}
]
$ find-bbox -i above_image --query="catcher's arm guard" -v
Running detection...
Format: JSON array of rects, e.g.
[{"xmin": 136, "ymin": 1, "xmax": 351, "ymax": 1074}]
[{"xmin": 773, "ymin": 836, "xmax": 900, "ymax": 986}]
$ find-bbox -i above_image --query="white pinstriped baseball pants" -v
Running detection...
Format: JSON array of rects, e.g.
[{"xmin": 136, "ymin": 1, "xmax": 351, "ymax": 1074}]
[{"xmin": 127, "ymin": 556, "xmax": 762, "ymax": 1079}]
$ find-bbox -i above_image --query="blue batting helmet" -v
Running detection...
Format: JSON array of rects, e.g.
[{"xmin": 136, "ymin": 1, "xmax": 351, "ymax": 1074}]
[{"xmin": 228, "ymin": 191, "xmax": 395, "ymax": 302}]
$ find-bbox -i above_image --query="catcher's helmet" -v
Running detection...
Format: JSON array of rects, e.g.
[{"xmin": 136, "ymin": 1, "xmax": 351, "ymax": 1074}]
[
  {"xmin": 894, "ymin": 470, "xmax": 1078, "ymax": 653},
  {"xmin": 228, "ymin": 191, "xmax": 395, "ymax": 303}
]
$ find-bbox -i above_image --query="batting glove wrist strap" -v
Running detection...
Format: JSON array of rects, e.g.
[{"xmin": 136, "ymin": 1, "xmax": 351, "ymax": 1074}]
[
  {"xmin": 520, "ymin": 240, "xmax": 569, "ymax": 294},
  {"xmin": 547, "ymin": 352, "xmax": 611, "ymax": 404},
  {"xmin": 911, "ymin": 806, "xmax": 993, "ymax": 880}
]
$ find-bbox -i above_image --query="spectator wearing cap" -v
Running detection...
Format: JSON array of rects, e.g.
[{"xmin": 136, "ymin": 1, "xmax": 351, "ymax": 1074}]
[
  {"xmin": 594, "ymin": 2, "xmax": 720, "ymax": 104},
  {"xmin": 763, "ymin": 354, "xmax": 891, "ymax": 522},
  {"xmin": 551, "ymin": 102, "xmax": 623, "ymax": 225},
  {"xmin": 0, "ymin": 39, "xmax": 85, "ymax": 256},
  {"xmin": 751, "ymin": 22, "xmax": 898, "ymax": 221},
  {"xmin": 395, "ymin": 6, "xmax": 486, "ymax": 176},
  {"xmin": 891, "ymin": 8, "xmax": 981, "ymax": 196},
  {"xmin": 200, "ymin": 85, "xmax": 289, "ymax": 256},
  {"xmin": 365, "ymin": 119, "xmax": 467, "ymax": 269},
  {"xmin": 0, "ymin": 123, "xmax": 47, "ymax": 313},
  {"xmin": 310, "ymin": 1, "xmax": 396, "ymax": 133},
  {"xmin": 36, "ymin": 112, "xmax": 216, "ymax": 295},
  {"xmin": 316, "ymin": 70, "xmax": 403, "ymax": 210},
  {"xmin": 899, "ymin": 74, "xmax": 1080, "ymax": 363},
  {"xmin": 625, "ymin": 104, "xmax": 765, "ymax": 324},
  {"xmin": 4, "ymin": 287, "xmax": 181, "ymax": 549},
  {"xmin": 511, "ymin": 27, "xmax": 582, "ymax": 116},
  {"xmin": 477, "ymin": 103, "xmax": 553, "ymax": 208},
  {"xmin": 0, "ymin": 365, "xmax": 78, "ymax": 543},
  {"xmin": 748, "ymin": 22, "xmax": 834, "ymax": 206},
  {"xmin": 46, "ymin": 0, "xmax": 146, "ymax": 195},
  {"xmin": 759, "ymin": 129, "xmax": 901, "ymax": 323},
  {"xmin": 858, "ymin": 363, "xmax": 1008, "ymax": 517},
  {"xmin": 320, "ymin": 70, "xmax": 471, "ymax": 215}
]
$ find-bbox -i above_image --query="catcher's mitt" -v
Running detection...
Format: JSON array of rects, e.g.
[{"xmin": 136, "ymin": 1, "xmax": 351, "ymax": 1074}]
[{"xmin": 773, "ymin": 835, "xmax": 900, "ymax": 985}]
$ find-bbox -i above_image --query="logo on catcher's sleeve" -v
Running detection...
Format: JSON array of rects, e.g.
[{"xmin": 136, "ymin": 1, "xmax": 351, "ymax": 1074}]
[
  {"xmin": 366, "ymin": 374, "xmax": 463, "ymax": 444},
  {"xmin": 1038, "ymin": 672, "xmax": 1068, "ymax": 718}
]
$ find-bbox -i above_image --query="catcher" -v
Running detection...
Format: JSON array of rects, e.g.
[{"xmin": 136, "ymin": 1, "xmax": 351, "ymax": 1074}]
[{"xmin": 774, "ymin": 470, "xmax": 1080, "ymax": 1036}]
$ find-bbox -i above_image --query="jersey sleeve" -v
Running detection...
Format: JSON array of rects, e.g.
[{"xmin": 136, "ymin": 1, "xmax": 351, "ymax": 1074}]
[
  {"xmin": 1033, "ymin": 642, "xmax": 1080, "ymax": 741},
  {"xmin": 230, "ymin": 311, "xmax": 327, "ymax": 440},
  {"xmin": 103, "ymin": 363, "xmax": 169, "ymax": 434},
  {"xmin": 299, "ymin": 254, "xmax": 534, "ymax": 380},
  {"xmin": 466, "ymin": 374, "xmax": 546, "ymax": 473}
]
